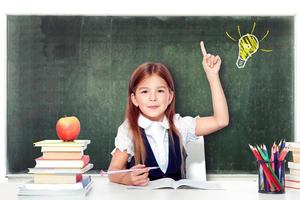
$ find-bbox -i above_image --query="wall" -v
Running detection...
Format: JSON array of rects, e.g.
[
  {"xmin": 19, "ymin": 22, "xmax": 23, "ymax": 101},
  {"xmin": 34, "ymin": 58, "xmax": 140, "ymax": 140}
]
[{"xmin": 6, "ymin": 15, "xmax": 294, "ymax": 174}]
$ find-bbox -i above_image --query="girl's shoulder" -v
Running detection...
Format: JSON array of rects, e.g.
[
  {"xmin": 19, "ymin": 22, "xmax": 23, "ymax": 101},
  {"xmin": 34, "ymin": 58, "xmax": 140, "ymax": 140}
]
[
  {"xmin": 173, "ymin": 113, "xmax": 182, "ymax": 121},
  {"xmin": 173, "ymin": 113, "xmax": 200, "ymax": 144},
  {"xmin": 113, "ymin": 119, "xmax": 134, "ymax": 159},
  {"xmin": 173, "ymin": 113, "xmax": 198, "ymax": 132},
  {"xmin": 173, "ymin": 113, "xmax": 198, "ymax": 125},
  {"xmin": 117, "ymin": 119, "xmax": 132, "ymax": 139},
  {"xmin": 118, "ymin": 119, "xmax": 130, "ymax": 129}
]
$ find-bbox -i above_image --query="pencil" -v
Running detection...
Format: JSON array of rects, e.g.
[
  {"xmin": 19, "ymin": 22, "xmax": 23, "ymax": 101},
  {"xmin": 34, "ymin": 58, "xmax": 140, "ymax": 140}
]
[
  {"xmin": 249, "ymin": 144, "xmax": 283, "ymax": 192},
  {"xmin": 99, "ymin": 166, "xmax": 159, "ymax": 176}
]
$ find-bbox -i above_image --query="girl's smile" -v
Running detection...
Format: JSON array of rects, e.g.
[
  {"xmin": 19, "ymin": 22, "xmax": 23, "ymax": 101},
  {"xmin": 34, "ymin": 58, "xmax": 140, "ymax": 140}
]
[{"xmin": 148, "ymin": 105, "xmax": 160, "ymax": 109}]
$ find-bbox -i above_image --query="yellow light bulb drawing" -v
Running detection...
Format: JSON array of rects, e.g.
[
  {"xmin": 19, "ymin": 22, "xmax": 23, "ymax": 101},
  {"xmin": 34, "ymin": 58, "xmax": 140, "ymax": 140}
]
[
  {"xmin": 226, "ymin": 22, "xmax": 272, "ymax": 69},
  {"xmin": 237, "ymin": 34, "xmax": 259, "ymax": 68}
]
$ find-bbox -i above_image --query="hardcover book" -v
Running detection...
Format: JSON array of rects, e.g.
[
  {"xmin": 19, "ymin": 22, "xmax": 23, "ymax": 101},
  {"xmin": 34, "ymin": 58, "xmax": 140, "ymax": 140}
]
[
  {"xmin": 35, "ymin": 155, "xmax": 90, "ymax": 168},
  {"xmin": 28, "ymin": 163, "xmax": 93, "ymax": 174},
  {"xmin": 33, "ymin": 174, "xmax": 82, "ymax": 184},
  {"xmin": 34, "ymin": 140, "xmax": 90, "ymax": 147},
  {"xmin": 18, "ymin": 176, "xmax": 92, "ymax": 196},
  {"xmin": 42, "ymin": 152, "xmax": 83, "ymax": 160}
]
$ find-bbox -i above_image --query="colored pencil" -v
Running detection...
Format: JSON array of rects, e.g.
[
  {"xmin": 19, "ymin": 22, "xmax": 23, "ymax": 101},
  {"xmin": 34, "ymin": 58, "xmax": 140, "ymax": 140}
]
[
  {"xmin": 99, "ymin": 166, "xmax": 159, "ymax": 176},
  {"xmin": 249, "ymin": 144, "xmax": 283, "ymax": 191}
]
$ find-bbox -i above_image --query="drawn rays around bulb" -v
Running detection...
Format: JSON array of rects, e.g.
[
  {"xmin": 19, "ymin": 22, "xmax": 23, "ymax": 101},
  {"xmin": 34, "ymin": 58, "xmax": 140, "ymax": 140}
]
[{"xmin": 226, "ymin": 22, "xmax": 272, "ymax": 69}]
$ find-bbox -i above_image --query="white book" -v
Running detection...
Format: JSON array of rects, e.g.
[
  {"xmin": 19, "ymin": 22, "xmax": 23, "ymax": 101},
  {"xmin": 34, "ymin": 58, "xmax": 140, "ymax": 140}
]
[
  {"xmin": 24, "ymin": 176, "xmax": 91, "ymax": 190},
  {"xmin": 288, "ymin": 162, "xmax": 300, "ymax": 170},
  {"xmin": 28, "ymin": 163, "xmax": 93, "ymax": 174},
  {"xmin": 286, "ymin": 142, "xmax": 300, "ymax": 150},
  {"xmin": 290, "ymin": 168, "xmax": 300, "ymax": 176},
  {"xmin": 286, "ymin": 174, "xmax": 300, "ymax": 182},
  {"xmin": 18, "ymin": 177, "xmax": 93, "ymax": 196},
  {"xmin": 128, "ymin": 178, "xmax": 223, "ymax": 190},
  {"xmin": 34, "ymin": 140, "xmax": 90, "ymax": 147},
  {"xmin": 41, "ymin": 146, "xmax": 86, "ymax": 152}
]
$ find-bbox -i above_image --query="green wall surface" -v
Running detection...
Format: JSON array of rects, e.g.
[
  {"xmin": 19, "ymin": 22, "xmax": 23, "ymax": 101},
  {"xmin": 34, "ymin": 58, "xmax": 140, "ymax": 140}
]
[{"xmin": 7, "ymin": 16, "xmax": 294, "ymax": 173}]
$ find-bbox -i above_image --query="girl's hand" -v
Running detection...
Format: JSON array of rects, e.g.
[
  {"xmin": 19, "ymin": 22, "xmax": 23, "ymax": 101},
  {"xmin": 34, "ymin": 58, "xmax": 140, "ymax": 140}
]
[
  {"xmin": 200, "ymin": 41, "xmax": 221, "ymax": 76},
  {"xmin": 129, "ymin": 164, "xmax": 150, "ymax": 186}
]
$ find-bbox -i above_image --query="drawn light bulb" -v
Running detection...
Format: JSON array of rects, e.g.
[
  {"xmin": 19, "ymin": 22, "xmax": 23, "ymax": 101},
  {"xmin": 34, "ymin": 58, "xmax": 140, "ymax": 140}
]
[
  {"xmin": 226, "ymin": 22, "xmax": 272, "ymax": 69},
  {"xmin": 236, "ymin": 33, "xmax": 259, "ymax": 68}
]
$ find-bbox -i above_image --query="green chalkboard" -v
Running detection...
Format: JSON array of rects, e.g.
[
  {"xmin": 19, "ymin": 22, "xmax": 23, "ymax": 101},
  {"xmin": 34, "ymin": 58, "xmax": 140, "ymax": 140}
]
[{"xmin": 7, "ymin": 16, "xmax": 294, "ymax": 174}]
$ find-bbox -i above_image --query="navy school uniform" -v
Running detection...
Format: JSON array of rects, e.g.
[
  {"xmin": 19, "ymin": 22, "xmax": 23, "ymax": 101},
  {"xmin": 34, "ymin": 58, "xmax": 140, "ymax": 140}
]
[{"xmin": 127, "ymin": 128, "xmax": 187, "ymax": 181}]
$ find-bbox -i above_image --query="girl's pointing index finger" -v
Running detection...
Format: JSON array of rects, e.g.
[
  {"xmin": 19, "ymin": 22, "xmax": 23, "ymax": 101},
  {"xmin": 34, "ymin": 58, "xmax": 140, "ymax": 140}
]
[{"xmin": 200, "ymin": 41, "xmax": 207, "ymax": 56}]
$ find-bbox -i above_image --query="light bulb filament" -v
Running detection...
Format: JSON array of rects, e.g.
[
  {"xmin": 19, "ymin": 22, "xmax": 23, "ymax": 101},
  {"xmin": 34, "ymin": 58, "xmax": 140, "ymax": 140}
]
[{"xmin": 239, "ymin": 34, "xmax": 259, "ymax": 61}]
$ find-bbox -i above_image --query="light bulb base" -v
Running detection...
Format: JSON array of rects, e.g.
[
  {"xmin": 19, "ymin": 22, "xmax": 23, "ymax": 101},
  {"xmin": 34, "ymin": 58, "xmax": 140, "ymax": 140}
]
[{"xmin": 236, "ymin": 58, "xmax": 246, "ymax": 69}]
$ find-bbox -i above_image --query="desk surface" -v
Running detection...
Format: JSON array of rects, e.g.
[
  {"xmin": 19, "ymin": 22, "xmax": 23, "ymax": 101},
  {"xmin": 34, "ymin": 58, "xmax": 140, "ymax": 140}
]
[{"xmin": 1, "ymin": 177, "xmax": 300, "ymax": 200}]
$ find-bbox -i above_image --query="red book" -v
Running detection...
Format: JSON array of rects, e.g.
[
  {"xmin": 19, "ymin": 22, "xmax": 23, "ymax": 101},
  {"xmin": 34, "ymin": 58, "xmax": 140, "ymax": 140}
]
[{"xmin": 35, "ymin": 155, "xmax": 90, "ymax": 168}]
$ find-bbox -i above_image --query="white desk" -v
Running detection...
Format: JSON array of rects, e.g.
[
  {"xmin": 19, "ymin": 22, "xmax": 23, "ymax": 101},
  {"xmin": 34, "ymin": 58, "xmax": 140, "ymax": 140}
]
[{"xmin": 1, "ymin": 177, "xmax": 300, "ymax": 200}]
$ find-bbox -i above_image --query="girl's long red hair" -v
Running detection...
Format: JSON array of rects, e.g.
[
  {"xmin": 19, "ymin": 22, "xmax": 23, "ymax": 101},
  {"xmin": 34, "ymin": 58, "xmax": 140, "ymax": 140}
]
[{"xmin": 126, "ymin": 62, "xmax": 185, "ymax": 175}]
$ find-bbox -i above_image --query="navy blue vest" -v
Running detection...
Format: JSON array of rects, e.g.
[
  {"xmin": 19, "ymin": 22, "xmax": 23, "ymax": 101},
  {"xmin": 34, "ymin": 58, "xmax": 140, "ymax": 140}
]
[{"xmin": 127, "ymin": 128, "xmax": 186, "ymax": 181}]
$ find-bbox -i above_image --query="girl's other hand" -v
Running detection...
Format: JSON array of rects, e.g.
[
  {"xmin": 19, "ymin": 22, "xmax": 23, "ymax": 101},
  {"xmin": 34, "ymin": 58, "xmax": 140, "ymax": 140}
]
[
  {"xmin": 200, "ymin": 41, "xmax": 222, "ymax": 76},
  {"xmin": 129, "ymin": 164, "xmax": 150, "ymax": 186}
]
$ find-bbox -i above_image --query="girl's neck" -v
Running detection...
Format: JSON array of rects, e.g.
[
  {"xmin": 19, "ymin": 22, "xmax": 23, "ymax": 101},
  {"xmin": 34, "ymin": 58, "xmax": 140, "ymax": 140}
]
[{"xmin": 141, "ymin": 113, "xmax": 165, "ymax": 122}]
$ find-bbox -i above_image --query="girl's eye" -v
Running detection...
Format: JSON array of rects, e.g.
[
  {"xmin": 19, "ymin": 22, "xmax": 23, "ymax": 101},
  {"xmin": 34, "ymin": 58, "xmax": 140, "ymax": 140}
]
[
  {"xmin": 141, "ymin": 90, "xmax": 148, "ymax": 94},
  {"xmin": 158, "ymin": 89, "xmax": 165, "ymax": 93}
]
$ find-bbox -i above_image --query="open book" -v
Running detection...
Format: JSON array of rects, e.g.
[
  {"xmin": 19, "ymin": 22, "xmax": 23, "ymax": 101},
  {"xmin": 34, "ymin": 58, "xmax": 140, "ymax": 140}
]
[{"xmin": 128, "ymin": 178, "xmax": 223, "ymax": 190}]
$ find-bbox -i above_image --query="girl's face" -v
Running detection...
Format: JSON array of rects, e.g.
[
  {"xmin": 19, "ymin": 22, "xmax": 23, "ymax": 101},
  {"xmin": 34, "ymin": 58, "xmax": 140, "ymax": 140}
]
[{"xmin": 131, "ymin": 74, "xmax": 174, "ymax": 122}]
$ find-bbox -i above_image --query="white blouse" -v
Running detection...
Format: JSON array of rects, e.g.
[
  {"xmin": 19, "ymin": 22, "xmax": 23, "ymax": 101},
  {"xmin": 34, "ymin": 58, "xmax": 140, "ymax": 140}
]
[{"xmin": 111, "ymin": 113, "xmax": 200, "ymax": 173}]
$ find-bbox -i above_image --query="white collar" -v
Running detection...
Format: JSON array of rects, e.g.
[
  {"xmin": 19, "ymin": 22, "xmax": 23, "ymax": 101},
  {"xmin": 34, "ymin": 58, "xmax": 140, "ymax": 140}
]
[{"xmin": 138, "ymin": 114, "xmax": 170, "ymax": 130}]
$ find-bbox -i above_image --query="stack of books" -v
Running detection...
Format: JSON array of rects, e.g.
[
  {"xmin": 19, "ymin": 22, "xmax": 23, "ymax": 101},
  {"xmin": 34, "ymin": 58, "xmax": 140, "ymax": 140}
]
[
  {"xmin": 286, "ymin": 142, "xmax": 300, "ymax": 190},
  {"xmin": 18, "ymin": 140, "xmax": 93, "ymax": 197}
]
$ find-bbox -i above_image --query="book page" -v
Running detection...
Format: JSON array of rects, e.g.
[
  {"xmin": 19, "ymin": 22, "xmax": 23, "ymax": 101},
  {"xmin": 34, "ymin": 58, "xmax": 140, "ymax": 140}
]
[
  {"xmin": 175, "ymin": 179, "xmax": 223, "ymax": 190},
  {"xmin": 149, "ymin": 178, "xmax": 176, "ymax": 189},
  {"xmin": 128, "ymin": 178, "xmax": 223, "ymax": 190},
  {"xmin": 128, "ymin": 178, "xmax": 176, "ymax": 189}
]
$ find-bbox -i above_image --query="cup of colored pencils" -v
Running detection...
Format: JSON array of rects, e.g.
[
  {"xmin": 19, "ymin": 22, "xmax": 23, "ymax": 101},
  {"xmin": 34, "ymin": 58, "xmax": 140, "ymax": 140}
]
[{"xmin": 249, "ymin": 140, "xmax": 289, "ymax": 193}]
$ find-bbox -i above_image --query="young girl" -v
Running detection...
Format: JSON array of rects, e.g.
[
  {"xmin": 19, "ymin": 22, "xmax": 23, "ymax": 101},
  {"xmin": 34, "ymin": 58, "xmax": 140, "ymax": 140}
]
[{"xmin": 109, "ymin": 41, "xmax": 229, "ymax": 186}]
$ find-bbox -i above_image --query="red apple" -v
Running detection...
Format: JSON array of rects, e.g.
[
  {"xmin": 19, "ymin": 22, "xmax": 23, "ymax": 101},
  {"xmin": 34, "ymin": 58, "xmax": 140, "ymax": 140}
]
[{"xmin": 56, "ymin": 116, "xmax": 80, "ymax": 141}]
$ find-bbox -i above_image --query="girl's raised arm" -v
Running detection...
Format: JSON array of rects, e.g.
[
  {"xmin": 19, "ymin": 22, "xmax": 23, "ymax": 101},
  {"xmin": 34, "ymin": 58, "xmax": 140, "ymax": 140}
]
[{"xmin": 195, "ymin": 41, "xmax": 229, "ymax": 136}]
